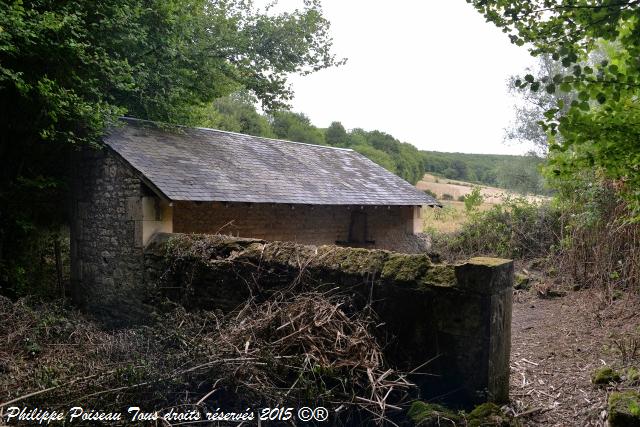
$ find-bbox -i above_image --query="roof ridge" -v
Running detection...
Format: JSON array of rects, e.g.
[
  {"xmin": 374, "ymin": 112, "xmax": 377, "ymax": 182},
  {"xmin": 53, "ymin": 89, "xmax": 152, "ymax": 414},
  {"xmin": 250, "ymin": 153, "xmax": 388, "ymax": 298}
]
[{"xmin": 120, "ymin": 116, "xmax": 354, "ymax": 152}]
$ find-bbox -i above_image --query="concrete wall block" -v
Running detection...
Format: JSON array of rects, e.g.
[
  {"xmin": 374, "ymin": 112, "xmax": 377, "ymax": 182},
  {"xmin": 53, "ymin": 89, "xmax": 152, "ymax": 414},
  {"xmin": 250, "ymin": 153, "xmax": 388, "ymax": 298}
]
[{"xmin": 144, "ymin": 233, "xmax": 513, "ymax": 407}]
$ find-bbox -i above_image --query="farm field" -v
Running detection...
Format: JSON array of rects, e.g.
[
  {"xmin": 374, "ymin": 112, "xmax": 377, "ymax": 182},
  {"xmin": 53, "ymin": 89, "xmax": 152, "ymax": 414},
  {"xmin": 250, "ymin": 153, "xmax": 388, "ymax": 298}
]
[
  {"xmin": 419, "ymin": 173, "xmax": 547, "ymax": 233},
  {"xmin": 421, "ymin": 201, "xmax": 483, "ymax": 233},
  {"xmin": 417, "ymin": 173, "xmax": 547, "ymax": 205}
]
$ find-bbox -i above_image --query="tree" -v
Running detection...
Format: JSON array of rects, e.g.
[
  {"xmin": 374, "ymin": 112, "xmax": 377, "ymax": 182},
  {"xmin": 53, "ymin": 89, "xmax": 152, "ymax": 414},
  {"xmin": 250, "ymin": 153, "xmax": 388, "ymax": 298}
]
[
  {"xmin": 199, "ymin": 93, "xmax": 275, "ymax": 138},
  {"xmin": 468, "ymin": 0, "xmax": 640, "ymax": 215},
  {"xmin": 351, "ymin": 145, "xmax": 396, "ymax": 174},
  {"xmin": 505, "ymin": 54, "xmax": 575, "ymax": 155},
  {"xmin": 270, "ymin": 111, "xmax": 324, "ymax": 145},
  {"xmin": 0, "ymin": 0, "xmax": 341, "ymax": 291},
  {"xmin": 325, "ymin": 121, "xmax": 349, "ymax": 147},
  {"xmin": 496, "ymin": 154, "xmax": 546, "ymax": 195}
]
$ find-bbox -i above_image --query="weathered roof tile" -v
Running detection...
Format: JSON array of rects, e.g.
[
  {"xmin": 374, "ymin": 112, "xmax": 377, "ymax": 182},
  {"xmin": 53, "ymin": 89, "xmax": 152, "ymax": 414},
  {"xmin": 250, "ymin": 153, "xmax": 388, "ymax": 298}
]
[{"xmin": 104, "ymin": 118, "xmax": 440, "ymax": 206}]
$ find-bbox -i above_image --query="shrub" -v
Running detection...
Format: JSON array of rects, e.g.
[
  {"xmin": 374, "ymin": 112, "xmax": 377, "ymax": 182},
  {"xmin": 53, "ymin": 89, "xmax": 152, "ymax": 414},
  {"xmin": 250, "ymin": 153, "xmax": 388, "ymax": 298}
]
[
  {"xmin": 423, "ymin": 189, "xmax": 437, "ymax": 199},
  {"xmin": 553, "ymin": 179, "xmax": 639, "ymax": 292},
  {"xmin": 463, "ymin": 186, "xmax": 484, "ymax": 212},
  {"xmin": 441, "ymin": 193, "xmax": 453, "ymax": 201},
  {"xmin": 432, "ymin": 197, "xmax": 561, "ymax": 260}
]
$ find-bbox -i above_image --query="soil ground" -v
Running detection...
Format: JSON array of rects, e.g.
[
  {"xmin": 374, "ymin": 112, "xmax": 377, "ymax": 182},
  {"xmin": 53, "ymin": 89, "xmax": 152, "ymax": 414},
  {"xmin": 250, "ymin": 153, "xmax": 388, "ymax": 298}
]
[{"xmin": 509, "ymin": 287, "xmax": 640, "ymax": 426}]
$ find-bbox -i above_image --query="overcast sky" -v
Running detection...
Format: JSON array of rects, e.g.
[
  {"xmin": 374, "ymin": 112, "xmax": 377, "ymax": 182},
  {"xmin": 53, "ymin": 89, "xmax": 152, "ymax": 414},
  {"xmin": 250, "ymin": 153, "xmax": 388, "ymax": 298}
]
[{"xmin": 274, "ymin": 1, "xmax": 537, "ymax": 155}]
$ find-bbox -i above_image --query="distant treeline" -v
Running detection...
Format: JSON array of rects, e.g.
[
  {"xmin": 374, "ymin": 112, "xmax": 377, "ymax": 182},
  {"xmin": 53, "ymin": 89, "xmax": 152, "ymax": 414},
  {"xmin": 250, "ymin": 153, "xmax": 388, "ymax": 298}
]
[{"xmin": 199, "ymin": 94, "xmax": 548, "ymax": 194}]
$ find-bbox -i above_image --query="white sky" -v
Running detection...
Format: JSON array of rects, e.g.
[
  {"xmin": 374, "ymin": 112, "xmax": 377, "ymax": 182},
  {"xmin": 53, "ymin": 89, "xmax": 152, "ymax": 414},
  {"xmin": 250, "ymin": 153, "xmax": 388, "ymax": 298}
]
[{"xmin": 273, "ymin": 0, "xmax": 537, "ymax": 155}]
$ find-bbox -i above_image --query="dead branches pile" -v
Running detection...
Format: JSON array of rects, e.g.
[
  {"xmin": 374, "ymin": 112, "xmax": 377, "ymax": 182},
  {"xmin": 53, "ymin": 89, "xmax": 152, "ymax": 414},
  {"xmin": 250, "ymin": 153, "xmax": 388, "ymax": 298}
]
[
  {"xmin": 212, "ymin": 292, "xmax": 414, "ymax": 421},
  {"xmin": 0, "ymin": 291, "xmax": 415, "ymax": 425}
]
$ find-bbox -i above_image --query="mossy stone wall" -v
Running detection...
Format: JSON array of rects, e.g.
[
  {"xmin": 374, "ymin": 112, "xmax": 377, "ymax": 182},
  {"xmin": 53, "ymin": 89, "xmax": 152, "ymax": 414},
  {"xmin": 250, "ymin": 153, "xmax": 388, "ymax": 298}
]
[{"xmin": 144, "ymin": 233, "xmax": 513, "ymax": 407}]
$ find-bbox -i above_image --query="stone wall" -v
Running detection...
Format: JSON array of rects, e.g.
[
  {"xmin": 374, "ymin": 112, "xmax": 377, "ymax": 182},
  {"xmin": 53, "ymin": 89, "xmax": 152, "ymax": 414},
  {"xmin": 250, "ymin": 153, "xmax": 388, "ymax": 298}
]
[
  {"xmin": 70, "ymin": 148, "xmax": 148, "ymax": 326},
  {"xmin": 173, "ymin": 202, "xmax": 427, "ymax": 253},
  {"xmin": 144, "ymin": 233, "xmax": 513, "ymax": 406}
]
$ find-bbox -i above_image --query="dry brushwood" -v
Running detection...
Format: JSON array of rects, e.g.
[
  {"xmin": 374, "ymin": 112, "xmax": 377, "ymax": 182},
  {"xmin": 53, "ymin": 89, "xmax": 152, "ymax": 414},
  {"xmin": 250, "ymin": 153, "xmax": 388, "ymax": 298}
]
[
  {"xmin": 0, "ymin": 290, "xmax": 416, "ymax": 425},
  {"xmin": 214, "ymin": 292, "xmax": 415, "ymax": 422}
]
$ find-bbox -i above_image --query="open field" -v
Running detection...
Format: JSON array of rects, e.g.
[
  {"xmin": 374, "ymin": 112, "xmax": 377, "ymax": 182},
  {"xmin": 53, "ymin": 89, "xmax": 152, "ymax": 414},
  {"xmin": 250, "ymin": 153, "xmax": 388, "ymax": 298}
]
[
  {"xmin": 417, "ymin": 173, "xmax": 548, "ymax": 205},
  {"xmin": 419, "ymin": 174, "xmax": 550, "ymax": 233},
  {"xmin": 422, "ymin": 201, "xmax": 481, "ymax": 233}
]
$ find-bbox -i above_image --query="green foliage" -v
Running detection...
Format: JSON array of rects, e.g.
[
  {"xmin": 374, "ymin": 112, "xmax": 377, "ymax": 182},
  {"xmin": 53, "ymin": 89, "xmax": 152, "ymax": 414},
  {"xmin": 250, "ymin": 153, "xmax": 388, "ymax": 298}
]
[
  {"xmin": 423, "ymin": 189, "xmax": 437, "ymax": 199},
  {"xmin": 325, "ymin": 121, "xmax": 349, "ymax": 147},
  {"xmin": 433, "ymin": 198, "xmax": 561, "ymax": 260},
  {"xmin": 198, "ymin": 92, "xmax": 275, "ymax": 138},
  {"xmin": 408, "ymin": 401, "xmax": 518, "ymax": 427},
  {"xmin": 422, "ymin": 150, "xmax": 548, "ymax": 194},
  {"xmin": 544, "ymin": 171, "xmax": 639, "ymax": 291},
  {"xmin": 463, "ymin": 186, "xmax": 484, "ymax": 212},
  {"xmin": 609, "ymin": 391, "xmax": 640, "ymax": 427},
  {"xmin": 496, "ymin": 154, "xmax": 548, "ymax": 195},
  {"xmin": 441, "ymin": 194, "xmax": 454, "ymax": 201},
  {"xmin": 467, "ymin": 0, "xmax": 640, "ymax": 217},
  {"xmin": 271, "ymin": 111, "xmax": 325, "ymax": 146},
  {"xmin": 351, "ymin": 144, "xmax": 396, "ymax": 173},
  {"xmin": 194, "ymin": 95, "xmax": 547, "ymax": 188},
  {"xmin": 591, "ymin": 367, "xmax": 621, "ymax": 386},
  {"xmin": 0, "ymin": 0, "xmax": 341, "ymax": 292},
  {"xmin": 408, "ymin": 401, "xmax": 463, "ymax": 426}
]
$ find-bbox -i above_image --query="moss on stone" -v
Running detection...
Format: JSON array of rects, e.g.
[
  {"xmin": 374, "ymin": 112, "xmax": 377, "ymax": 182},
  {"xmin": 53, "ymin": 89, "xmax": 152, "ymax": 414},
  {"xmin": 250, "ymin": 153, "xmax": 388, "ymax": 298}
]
[
  {"xmin": 467, "ymin": 402, "xmax": 518, "ymax": 427},
  {"xmin": 422, "ymin": 264, "xmax": 456, "ymax": 287},
  {"xmin": 514, "ymin": 273, "xmax": 531, "ymax": 290},
  {"xmin": 407, "ymin": 401, "xmax": 462, "ymax": 426},
  {"xmin": 626, "ymin": 367, "xmax": 640, "ymax": 384},
  {"xmin": 316, "ymin": 245, "xmax": 388, "ymax": 274},
  {"xmin": 467, "ymin": 257, "xmax": 512, "ymax": 267},
  {"xmin": 408, "ymin": 402, "xmax": 518, "ymax": 427},
  {"xmin": 592, "ymin": 366, "xmax": 622, "ymax": 386},
  {"xmin": 608, "ymin": 391, "xmax": 640, "ymax": 427},
  {"xmin": 381, "ymin": 253, "xmax": 431, "ymax": 283}
]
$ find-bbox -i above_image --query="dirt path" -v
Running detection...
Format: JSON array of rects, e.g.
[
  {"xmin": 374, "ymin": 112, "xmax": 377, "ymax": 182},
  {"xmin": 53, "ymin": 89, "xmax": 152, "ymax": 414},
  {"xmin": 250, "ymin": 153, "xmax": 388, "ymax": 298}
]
[{"xmin": 509, "ymin": 289, "xmax": 639, "ymax": 426}]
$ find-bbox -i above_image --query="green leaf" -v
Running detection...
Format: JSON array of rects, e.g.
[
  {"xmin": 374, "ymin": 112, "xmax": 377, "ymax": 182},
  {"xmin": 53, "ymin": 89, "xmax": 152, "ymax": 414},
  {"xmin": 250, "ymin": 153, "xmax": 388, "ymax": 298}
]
[
  {"xmin": 596, "ymin": 93, "xmax": 606, "ymax": 104},
  {"xmin": 546, "ymin": 83, "xmax": 556, "ymax": 94},
  {"xmin": 573, "ymin": 65, "xmax": 582, "ymax": 76}
]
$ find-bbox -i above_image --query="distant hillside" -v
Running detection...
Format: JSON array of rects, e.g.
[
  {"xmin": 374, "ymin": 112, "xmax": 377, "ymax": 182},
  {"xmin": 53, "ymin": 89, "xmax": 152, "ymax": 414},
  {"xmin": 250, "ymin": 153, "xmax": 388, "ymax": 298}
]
[
  {"xmin": 197, "ymin": 93, "xmax": 549, "ymax": 195},
  {"xmin": 417, "ymin": 173, "xmax": 549, "ymax": 204},
  {"xmin": 421, "ymin": 151, "xmax": 550, "ymax": 195}
]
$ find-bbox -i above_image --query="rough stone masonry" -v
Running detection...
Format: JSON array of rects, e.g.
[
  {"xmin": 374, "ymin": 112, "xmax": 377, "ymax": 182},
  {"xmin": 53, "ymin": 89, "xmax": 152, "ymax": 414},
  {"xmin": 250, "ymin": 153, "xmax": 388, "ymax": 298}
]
[{"xmin": 144, "ymin": 233, "xmax": 513, "ymax": 407}]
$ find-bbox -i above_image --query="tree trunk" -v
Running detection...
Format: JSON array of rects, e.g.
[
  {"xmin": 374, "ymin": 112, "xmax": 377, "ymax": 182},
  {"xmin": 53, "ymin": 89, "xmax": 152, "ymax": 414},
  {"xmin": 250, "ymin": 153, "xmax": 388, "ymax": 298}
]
[{"xmin": 54, "ymin": 236, "xmax": 64, "ymax": 298}]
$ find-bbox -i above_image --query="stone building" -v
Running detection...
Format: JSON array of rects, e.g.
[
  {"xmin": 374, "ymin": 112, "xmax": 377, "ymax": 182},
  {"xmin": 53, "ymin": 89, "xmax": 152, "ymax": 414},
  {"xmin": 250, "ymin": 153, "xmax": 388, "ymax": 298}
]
[{"xmin": 70, "ymin": 118, "xmax": 439, "ymax": 322}]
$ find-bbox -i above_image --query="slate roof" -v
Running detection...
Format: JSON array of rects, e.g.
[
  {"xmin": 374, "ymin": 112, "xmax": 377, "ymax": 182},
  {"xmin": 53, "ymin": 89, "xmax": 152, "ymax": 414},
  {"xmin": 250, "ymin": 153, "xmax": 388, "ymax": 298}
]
[{"xmin": 104, "ymin": 118, "xmax": 441, "ymax": 206}]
